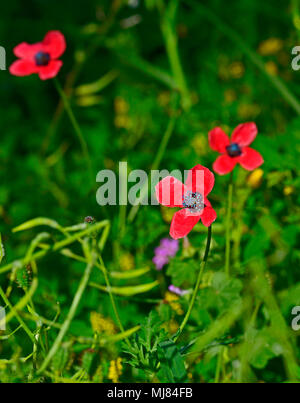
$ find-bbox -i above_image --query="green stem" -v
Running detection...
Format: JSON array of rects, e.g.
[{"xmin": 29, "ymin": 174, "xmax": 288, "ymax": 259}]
[
  {"xmin": 214, "ymin": 346, "xmax": 223, "ymax": 383},
  {"xmin": 37, "ymin": 254, "xmax": 95, "ymax": 374},
  {"xmin": 225, "ymin": 171, "xmax": 233, "ymax": 277},
  {"xmin": 159, "ymin": 0, "xmax": 191, "ymax": 110},
  {"xmin": 0, "ymin": 220, "xmax": 109, "ymax": 276},
  {"xmin": 97, "ymin": 254, "xmax": 131, "ymax": 348},
  {"xmin": 53, "ymin": 78, "xmax": 94, "ymax": 186},
  {"xmin": 174, "ymin": 225, "xmax": 212, "ymax": 342},
  {"xmin": 0, "ymin": 286, "xmax": 35, "ymax": 345},
  {"xmin": 128, "ymin": 115, "xmax": 177, "ymax": 222}
]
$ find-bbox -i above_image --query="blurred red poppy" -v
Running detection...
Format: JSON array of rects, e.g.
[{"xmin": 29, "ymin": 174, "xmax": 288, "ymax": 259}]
[
  {"xmin": 209, "ymin": 122, "xmax": 264, "ymax": 175},
  {"xmin": 9, "ymin": 31, "xmax": 66, "ymax": 80}
]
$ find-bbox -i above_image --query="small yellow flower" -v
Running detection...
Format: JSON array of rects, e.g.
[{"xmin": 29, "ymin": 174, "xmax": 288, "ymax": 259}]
[
  {"xmin": 283, "ymin": 185, "xmax": 294, "ymax": 196},
  {"xmin": 114, "ymin": 115, "xmax": 131, "ymax": 129},
  {"xmin": 114, "ymin": 97, "xmax": 129, "ymax": 114},
  {"xmin": 161, "ymin": 206, "xmax": 175, "ymax": 223},
  {"xmin": 265, "ymin": 61, "xmax": 278, "ymax": 76},
  {"xmin": 169, "ymin": 319, "xmax": 179, "ymax": 334},
  {"xmin": 224, "ymin": 89, "xmax": 236, "ymax": 104},
  {"xmin": 229, "ymin": 62, "xmax": 244, "ymax": 79},
  {"xmin": 238, "ymin": 103, "xmax": 261, "ymax": 119},
  {"xmin": 108, "ymin": 358, "xmax": 123, "ymax": 383},
  {"xmin": 258, "ymin": 38, "xmax": 283, "ymax": 56},
  {"xmin": 162, "ymin": 318, "xmax": 179, "ymax": 334},
  {"xmin": 157, "ymin": 91, "xmax": 171, "ymax": 107},
  {"xmin": 247, "ymin": 169, "xmax": 264, "ymax": 189},
  {"xmin": 119, "ymin": 252, "xmax": 135, "ymax": 271},
  {"xmin": 191, "ymin": 134, "xmax": 208, "ymax": 156},
  {"xmin": 90, "ymin": 312, "xmax": 116, "ymax": 335},
  {"xmin": 164, "ymin": 291, "xmax": 184, "ymax": 315}
]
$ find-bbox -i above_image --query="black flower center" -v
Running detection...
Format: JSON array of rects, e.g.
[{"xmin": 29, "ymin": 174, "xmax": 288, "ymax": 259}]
[
  {"xmin": 35, "ymin": 52, "xmax": 51, "ymax": 66},
  {"xmin": 226, "ymin": 143, "xmax": 242, "ymax": 157},
  {"xmin": 182, "ymin": 191, "xmax": 204, "ymax": 213}
]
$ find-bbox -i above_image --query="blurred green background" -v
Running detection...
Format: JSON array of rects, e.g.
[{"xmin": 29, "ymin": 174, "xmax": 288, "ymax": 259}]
[{"xmin": 0, "ymin": 0, "xmax": 300, "ymax": 383}]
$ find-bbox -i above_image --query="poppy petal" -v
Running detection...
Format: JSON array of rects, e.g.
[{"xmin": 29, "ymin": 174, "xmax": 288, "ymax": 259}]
[
  {"xmin": 13, "ymin": 42, "xmax": 43, "ymax": 61},
  {"xmin": 38, "ymin": 60, "xmax": 63, "ymax": 80},
  {"xmin": 9, "ymin": 60, "xmax": 38, "ymax": 76},
  {"xmin": 185, "ymin": 164, "xmax": 215, "ymax": 196},
  {"xmin": 238, "ymin": 147, "xmax": 264, "ymax": 170},
  {"xmin": 208, "ymin": 127, "xmax": 230, "ymax": 152},
  {"xmin": 43, "ymin": 31, "xmax": 66, "ymax": 59},
  {"xmin": 204, "ymin": 197, "xmax": 211, "ymax": 207},
  {"xmin": 231, "ymin": 122, "xmax": 257, "ymax": 147},
  {"xmin": 155, "ymin": 176, "xmax": 186, "ymax": 207},
  {"xmin": 200, "ymin": 206, "xmax": 217, "ymax": 227},
  {"xmin": 170, "ymin": 209, "xmax": 201, "ymax": 239},
  {"xmin": 213, "ymin": 154, "xmax": 237, "ymax": 175}
]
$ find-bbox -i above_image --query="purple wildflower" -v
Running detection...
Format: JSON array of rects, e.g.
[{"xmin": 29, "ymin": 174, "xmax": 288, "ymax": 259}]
[
  {"xmin": 153, "ymin": 254, "xmax": 169, "ymax": 270},
  {"xmin": 160, "ymin": 238, "xmax": 179, "ymax": 257},
  {"xmin": 168, "ymin": 285, "xmax": 189, "ymax": 296},
  {"xmin": 152, "ymin": 237, "xmax": 179, "ymax": 270}
]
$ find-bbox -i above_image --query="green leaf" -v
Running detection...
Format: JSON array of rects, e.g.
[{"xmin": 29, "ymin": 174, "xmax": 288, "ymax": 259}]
[
  {"xmin": 167, "ymin": 258, "xmax": 198, "ymax": 287},
  {"xmin": 110, "ymin": 267, "xmax": 150, "ymax": 279},
  {"xmin": 158, "ymin": 339, "xmax": 187, "ymax": 382},
  {"xmin": 89, "ymin": 280, "xmax": 159, "ymax": 296},
  {"xmin": 13, "ymin": 217, "xmax": 62, "ymax": 232},
  {"xmin": 247, "ymin": 328, "xmax": 283, "ymax": 369}
]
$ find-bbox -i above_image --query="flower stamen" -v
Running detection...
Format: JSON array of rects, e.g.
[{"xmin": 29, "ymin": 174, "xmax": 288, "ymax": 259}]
[
  {"xmin": 35, "ymin": 51, "xmax": 51, "ymax": 66},
  {"xmin": 226, "ymin": 143, "xmax": 242, "ymax": 157},
  {"xmin": 182, "ymin": 191, "xmax": 204, "ymax": 213}
]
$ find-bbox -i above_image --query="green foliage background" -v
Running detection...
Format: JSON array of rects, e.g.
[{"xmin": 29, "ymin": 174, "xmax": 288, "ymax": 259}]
[{"xmin": 0, "ymin": 0, "xmax": 300, "ymax": 383}]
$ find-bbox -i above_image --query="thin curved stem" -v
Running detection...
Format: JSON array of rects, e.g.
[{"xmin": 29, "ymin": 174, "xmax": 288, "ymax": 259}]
[
  {"xmin": 37, "ymin": 252, "xmax": 96, "ymax": 374},
  {"xmin": 174, "ymin": 225, "xmax": 212, "ymax": 342},
  {"xmin": 128, "ymin": 115, "xmax": 177, "ymax": 223},
  {"xmin": 53, "ymin": 78, "xmax": 93, "ymax": 187},
  {"xmin": 97, "ymin": 254, "xmax": 131, "ymax": 348},
  {"xmin": 214, "ymin": 346, "xmax": 224, "ymax": 383},
  {"xmin": 225, "ymin": 171, "xmax": 233, "ymax": 277},
  {"xmin": 0, "ymin": 286, "xmax": 36, "ymax": 345},
  {"xmin": 158, "ymin": 0, "xmax": 191, "ymax": 110}
]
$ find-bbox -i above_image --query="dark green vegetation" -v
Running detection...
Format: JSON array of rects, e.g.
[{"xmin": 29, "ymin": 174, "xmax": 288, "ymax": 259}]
[{"xmin": 0, "ymin": 0, "xmax": 300, "ymax": 383}]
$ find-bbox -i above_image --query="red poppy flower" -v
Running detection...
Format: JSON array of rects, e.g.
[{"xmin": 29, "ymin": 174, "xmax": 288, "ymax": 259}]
[
  {"xmin": 9, "ymin": 31, "xmax": 66, "ymax": 80},
  {"xmin": 209, "ymin": 122, "xmax": 264, "ymax": 175},
  {"xmin": 155, "ymin": 165, "xmax": 217, "ymax": 239}
]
